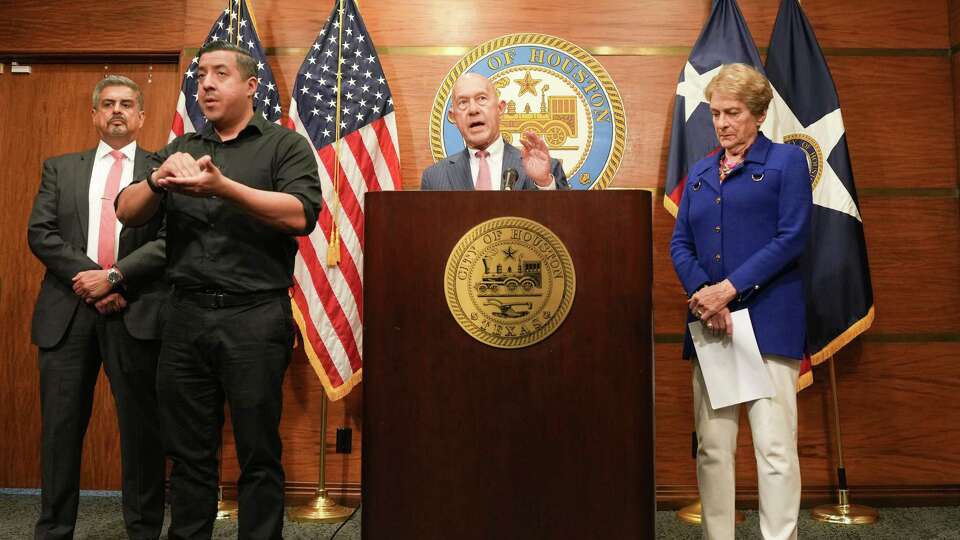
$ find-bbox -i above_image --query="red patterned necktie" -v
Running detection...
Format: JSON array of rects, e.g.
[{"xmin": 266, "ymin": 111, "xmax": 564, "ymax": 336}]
[
  {"xmin": 475, "ymin": 150, "xmax": 491, "ymax": 191},
  {"xmin": 97, "ymin": 150, "xmax": 125, "ymax": 268}
]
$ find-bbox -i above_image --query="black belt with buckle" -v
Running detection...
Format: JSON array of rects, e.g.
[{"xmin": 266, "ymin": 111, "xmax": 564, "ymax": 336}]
[{"xmin": 174, "ymin": 288, "xmax": 287, "ymax": 309}]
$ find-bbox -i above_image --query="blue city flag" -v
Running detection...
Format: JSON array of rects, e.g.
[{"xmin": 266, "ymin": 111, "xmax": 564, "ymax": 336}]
[
  {"xmin": 170, "ymin": 0, "xmax": 282, "ymax": 140},
  {"xmin": 763, "ymin": 0, "xmax": 875, "ymax": 386},
  {"xmin": 663, "ymin": 0, "xmax": 763, "ymax": 215}
]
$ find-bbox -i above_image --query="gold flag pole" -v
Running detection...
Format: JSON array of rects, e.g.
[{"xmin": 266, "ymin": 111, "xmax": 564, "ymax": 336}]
[
  {"xmin": 214, "ymin": 0, "xmax": 240, "ymax": 522},
  {"xmin": 326, "ymin": 0, "xmax": 346, "ymax": 267},
  {"xmin": 215, "ymin": 443, "xmax": 238, "ymax": 520},
  {"xmin": 287, "ymin": 392, "xmax": 354, "ymax": 522},
  {"xmin": 811, "ymin": 356, "xmax": 879, "ymax": 524}
]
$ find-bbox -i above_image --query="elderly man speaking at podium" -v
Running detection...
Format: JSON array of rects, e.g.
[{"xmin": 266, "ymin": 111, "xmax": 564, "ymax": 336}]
[{"xmin": 421, "ymin": 73, "xmax": 570, "ymax": 191}]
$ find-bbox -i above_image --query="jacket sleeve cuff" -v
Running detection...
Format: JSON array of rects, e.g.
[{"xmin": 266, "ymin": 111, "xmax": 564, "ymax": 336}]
[{"xmin": 728, "ymin": 273, "xmax": 761, "ymax": 302}]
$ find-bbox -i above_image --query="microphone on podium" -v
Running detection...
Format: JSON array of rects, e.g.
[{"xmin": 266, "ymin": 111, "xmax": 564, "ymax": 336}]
[{"xmin": 501, "ymin": 168, "xmax": 519, "ymax": 191}]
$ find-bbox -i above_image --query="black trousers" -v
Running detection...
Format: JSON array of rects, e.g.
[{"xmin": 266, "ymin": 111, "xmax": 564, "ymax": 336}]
[
  {"xmin": 35, "ymin": 304, "xmax": 165, "ymax": 540},
  {"xmin": 159, "ymin": 293, "xmax": 294, "ymax": 540}
]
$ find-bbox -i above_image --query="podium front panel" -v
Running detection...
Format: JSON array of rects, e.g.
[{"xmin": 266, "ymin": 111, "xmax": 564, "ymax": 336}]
[{"xmin": 363, "ymin": 190, "xmax": 654, "ymax": 539}]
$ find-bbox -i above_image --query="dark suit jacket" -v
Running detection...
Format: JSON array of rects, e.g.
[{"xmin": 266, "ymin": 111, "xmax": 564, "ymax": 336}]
[
  {"xmin": 27, "ymin": 146, "xmax": 167, "ymax": 348},
  {"xmin": 420, "ymin": 142, "xmax": 570, "ymax": 191}
]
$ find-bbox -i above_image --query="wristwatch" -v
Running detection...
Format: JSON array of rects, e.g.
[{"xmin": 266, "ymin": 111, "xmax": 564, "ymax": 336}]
[
  {"xmin": 106, "ymin": 267, "xmax": 124, "ymax": 287},
  {"xmin": 146, "ymin": 168, "xmax": 165, "ymax": 194}
]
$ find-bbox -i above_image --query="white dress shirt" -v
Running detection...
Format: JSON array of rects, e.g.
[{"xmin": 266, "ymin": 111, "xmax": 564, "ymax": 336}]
[
  {"xmin": 467, "ymin": 137, "xmax": 556, "ymax": 190},
  {"xmin": 86, "ymin": 140, "xmax": 136, "ymax": 264}
]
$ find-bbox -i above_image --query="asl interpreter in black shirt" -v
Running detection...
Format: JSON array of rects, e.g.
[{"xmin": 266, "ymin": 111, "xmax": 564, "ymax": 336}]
[{"xmin": 116, "ymin": 41, "xmax": 322, "ymax": 540}]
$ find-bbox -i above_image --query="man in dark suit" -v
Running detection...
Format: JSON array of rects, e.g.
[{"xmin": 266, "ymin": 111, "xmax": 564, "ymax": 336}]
[
  {"xmin": 421, "ymin": 73, "xmax": 569, "ymax": 191},
  {"xmin": 28, "ymin": 75, "xmax": 167, "ymax": 540}
]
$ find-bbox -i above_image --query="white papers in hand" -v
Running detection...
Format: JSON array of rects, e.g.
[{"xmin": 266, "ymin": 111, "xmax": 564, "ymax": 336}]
[{"xmin": 688, "ymin": 309, "xmax": 775, "ymax": 410}]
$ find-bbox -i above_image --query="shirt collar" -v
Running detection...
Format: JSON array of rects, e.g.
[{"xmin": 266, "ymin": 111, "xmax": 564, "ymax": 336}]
[
  {"xmin": 743, "ymin": 131, "xmax": 772, "ymax": 164},
  {"xmin": 468, "ymin": 136, "xmax": 504, "ymax": 160},
  {"xmin": 96, "ymin": 140, "xmax": 136, "ymax": 161},
  {"xmin": 199, "ymin": 108, "xmax": 268, "ymax": 142},
  {"xmin": 706, "ymin": 130, "xmax": 772, "ymax": 170}
]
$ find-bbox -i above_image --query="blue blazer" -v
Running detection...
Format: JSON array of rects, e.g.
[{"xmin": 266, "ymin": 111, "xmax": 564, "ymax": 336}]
[{"xmin": 669, "ymin": 133, "xmax": 812, "ymax": 360}]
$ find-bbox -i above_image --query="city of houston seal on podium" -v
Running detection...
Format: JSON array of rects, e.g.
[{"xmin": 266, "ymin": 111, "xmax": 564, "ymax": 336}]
[{"xmin": 445, "ymin": 217, "xmax": 576, "ymax": 348}]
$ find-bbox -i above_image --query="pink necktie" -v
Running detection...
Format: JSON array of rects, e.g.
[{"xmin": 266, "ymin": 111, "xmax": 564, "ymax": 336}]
[
  {"xmin": 97, "ymin": 150, "xmax": 125, "ymax": 268},
  {"xmin": 475, "ymin": 150, "xmax": 492, "ymax": 191}
]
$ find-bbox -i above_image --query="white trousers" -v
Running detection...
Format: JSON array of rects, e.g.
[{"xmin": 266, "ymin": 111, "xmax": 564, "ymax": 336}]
[{"xmin": 693, "ymin": 355, "xmax": 801, "ymax": 540}]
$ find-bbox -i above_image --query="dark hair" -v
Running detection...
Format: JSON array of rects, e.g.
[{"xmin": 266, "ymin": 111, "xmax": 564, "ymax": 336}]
[{"xmin": 197, "ymin": 41, "xmax": 258, "ymax": 81}]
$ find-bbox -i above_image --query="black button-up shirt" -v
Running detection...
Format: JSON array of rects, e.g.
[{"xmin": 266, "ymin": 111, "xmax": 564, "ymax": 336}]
[{"xmin": 141, "ymin": 113, "xmax": 322, "ymax": 293}]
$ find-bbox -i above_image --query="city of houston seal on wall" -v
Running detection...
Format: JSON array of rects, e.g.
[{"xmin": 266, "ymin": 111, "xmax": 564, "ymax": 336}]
[{"xmin": 431, "ymin": 33, "xmax": 627, "ymax": 190}]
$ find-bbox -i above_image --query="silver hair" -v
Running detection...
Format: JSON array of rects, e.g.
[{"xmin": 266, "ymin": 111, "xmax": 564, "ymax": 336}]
[{"xmin": 92, "ymin": 75, "xmax": 144, "ymax": 110}]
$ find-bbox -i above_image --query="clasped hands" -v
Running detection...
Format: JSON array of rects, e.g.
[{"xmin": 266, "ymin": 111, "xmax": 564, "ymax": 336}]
[
  {"xmin": 152, "ymin": 152, "xmax": 227, "ymax": 198},
  {"xmin": 688, "ymin": 279, "xmax": 737, "ymax": 337},
  {"xmin": 72, "ymin": 270, "xmax": 126, "ymax": 315}
]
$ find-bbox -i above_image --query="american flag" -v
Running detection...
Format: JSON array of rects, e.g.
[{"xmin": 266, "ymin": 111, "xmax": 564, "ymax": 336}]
[
  {"xmin": 287, "ymin": 0, "xmax": 400, "ymax": 400},
  {"xmin": 170, "ymin": 0, "xmax": 282, "ymax": 140}
]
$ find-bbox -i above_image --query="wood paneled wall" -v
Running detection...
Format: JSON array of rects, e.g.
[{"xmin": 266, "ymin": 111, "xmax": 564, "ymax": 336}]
[
  {"xmin": 952, "ymin": 0, "xmax": 960, "ymax": 194},
  {"xmin": 1, "ymin": 0, "xmax": 958, "ymax": 508}
]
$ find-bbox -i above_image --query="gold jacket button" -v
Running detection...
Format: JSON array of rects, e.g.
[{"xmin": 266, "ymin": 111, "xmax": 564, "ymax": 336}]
[{"xmin": 714, "ymin": 254, "xmax": 721, "ymax": 262}]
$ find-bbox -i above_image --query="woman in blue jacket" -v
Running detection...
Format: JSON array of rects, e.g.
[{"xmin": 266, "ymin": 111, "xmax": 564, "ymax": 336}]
[{"xmin": 670, "ymin": 63, "xmax": 812, "ymax": 540}]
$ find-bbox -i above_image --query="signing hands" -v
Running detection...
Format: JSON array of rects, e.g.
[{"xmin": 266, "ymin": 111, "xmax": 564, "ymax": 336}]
[
  {"xmin": 689, "ymin": 279, "xmax": 737, "ymax": 337},
  {"xmin": 519, "ymin": 130, "xmax": 553, "ymax": 187},
  {"xmin": 153, "ymin": 153, "xmax": 227, "ymax": 197}
]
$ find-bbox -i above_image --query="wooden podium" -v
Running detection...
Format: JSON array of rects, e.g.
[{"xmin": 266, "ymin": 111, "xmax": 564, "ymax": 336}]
[{"xmin": 362, "ymin": 190, "xmax": 654, "ymax": 539}]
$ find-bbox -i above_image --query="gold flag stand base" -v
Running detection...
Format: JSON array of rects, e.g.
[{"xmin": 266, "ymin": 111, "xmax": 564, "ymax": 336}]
[
  {"xmin": 811, "ymin": 359, "xmax": 879, "ymax": 526},
  {"xmin": 288, "ymin": 488, "xmax": 354, "ymax": 523},
  {"xmin": 676, "ymin": 500, "xmax": 746, "ymax": 524},
  {"xmin": 215, "ymin": 492, "xmax": 237, "ymax": 520},
  {"xmin": 287, "ymin": 394, "xmax": 354, "ymax": 523},
  {"xmin": 811, "ymin": 489, "xmax": 878, "ymax": 525}
]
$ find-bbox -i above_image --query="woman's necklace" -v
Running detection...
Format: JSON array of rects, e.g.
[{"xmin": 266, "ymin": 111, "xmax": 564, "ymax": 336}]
[{"xmin": 719, "ymin": 151, "xmax": 746, "ymax": 181}]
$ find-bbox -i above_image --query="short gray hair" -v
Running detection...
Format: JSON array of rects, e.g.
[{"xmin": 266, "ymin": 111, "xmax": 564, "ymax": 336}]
[{"xmin": 92, "ymin": 75, "xmax": 144, "ymax": 110}]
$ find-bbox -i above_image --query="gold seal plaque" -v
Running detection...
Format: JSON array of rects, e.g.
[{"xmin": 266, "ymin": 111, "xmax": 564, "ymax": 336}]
[{"xmin": 445, "ymin": 217, "xmax": 576, "ymax": 349}]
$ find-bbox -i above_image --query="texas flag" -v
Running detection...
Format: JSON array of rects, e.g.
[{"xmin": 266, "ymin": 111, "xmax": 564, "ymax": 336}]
[
  {"xmin": 763, "ymin": 0, "xmax": 875, "ymax": 388},
  {"xmin": 663, "ymin": 0, "xmax": 764, "ymax": 215}
]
